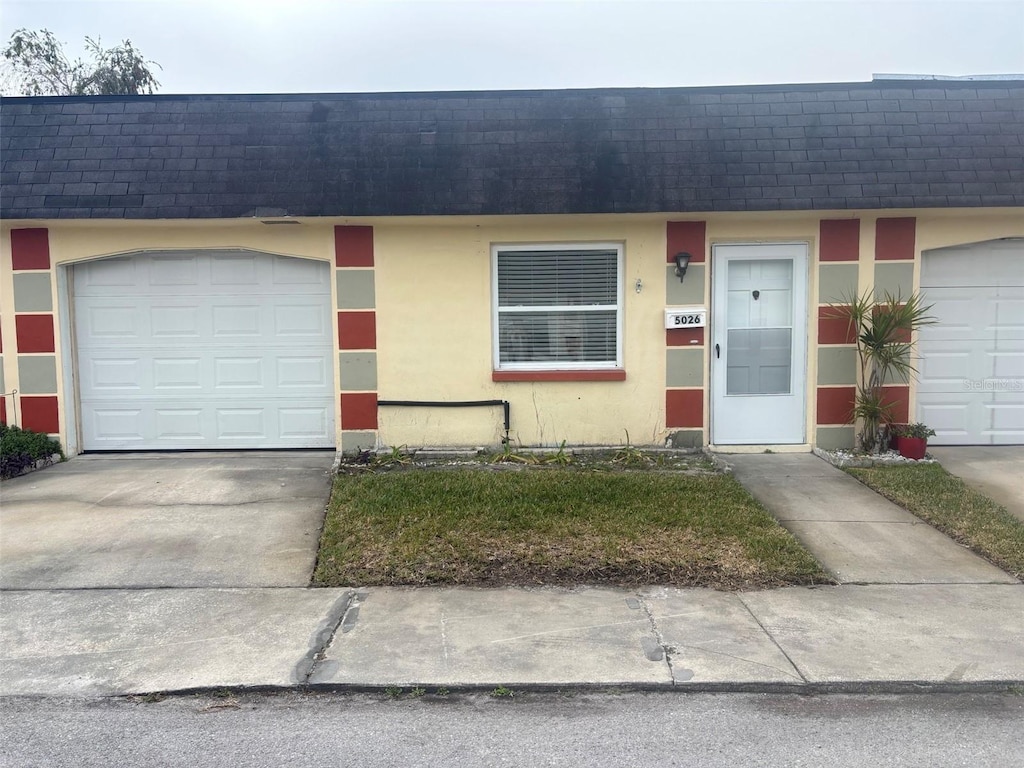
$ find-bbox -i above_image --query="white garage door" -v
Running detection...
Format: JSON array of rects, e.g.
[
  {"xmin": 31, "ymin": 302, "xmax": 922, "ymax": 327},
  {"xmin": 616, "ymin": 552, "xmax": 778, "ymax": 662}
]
[
  {"xmin": 74, "ymin": 250, "xmax": 336, "ymax": 450},
  {"xmin": 917, "ymin": 239, "xmax": 1023, "ymax": 445}
]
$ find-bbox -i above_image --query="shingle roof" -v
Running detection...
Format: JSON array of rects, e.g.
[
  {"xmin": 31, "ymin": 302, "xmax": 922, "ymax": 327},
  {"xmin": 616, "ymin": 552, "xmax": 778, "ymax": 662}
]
[{"xmin": 2, "ymin": 80, "xmax": 1022, "ymax": 219}]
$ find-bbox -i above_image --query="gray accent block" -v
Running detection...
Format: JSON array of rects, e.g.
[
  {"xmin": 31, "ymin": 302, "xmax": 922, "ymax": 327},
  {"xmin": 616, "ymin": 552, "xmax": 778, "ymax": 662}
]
[
  {"xmin": 13, "ymin": 273, "xmax": 53, "ymax": 312},
  {"xmin": 668, "ymin": 429, "xmax": 704, "ymax": 449},
  {"xmin": 874, "ymin": 262, "xmax": 915, "ymax": 300},
  {"xmin": 339, "ymin": 352, "xmax": 378, "ymax": 392},
  {"xmin": 17, "ymin": 355, "xmax": 57, "ymax": 394},
  {"xmin": 666, "ymin": 348, "xmax": 705, "ymax": 388},
  {"xmin": 665, "ymin": 264, "xmax": 706, "ymax": 306},
  {"xmin": 336, "ymin": 269, "xmax": 376, "ymax": 310},
  {"xmin": 0, "ymin": 357, "xmax": 5, "ymax": 393},
  {"xmin": 818, "ymin": 264, "xmax": 858, "ymax": 305},
  {"xmin": 341, "ymin": 430, "xmax": 377, "ymax": 455},
  {"xmin": 817, "ymin": 347, "xmax": 857, "ymax": 386},
  {"xmin": 816, "ymin": 425, "xmax": 855, "ymax": 451}
]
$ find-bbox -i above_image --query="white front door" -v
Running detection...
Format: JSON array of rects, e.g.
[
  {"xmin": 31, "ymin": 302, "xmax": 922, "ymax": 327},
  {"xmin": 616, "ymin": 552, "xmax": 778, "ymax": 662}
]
[{"xmin": 711, "ymin": 244, "xmax": 808, "ymax": 444}]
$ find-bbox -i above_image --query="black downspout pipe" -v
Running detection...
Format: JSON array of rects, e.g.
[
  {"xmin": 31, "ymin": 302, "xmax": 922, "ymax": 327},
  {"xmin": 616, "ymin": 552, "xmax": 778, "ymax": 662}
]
[{"xmin": 376, "ymin": 399, "xmax": 511, "ymax": 445}]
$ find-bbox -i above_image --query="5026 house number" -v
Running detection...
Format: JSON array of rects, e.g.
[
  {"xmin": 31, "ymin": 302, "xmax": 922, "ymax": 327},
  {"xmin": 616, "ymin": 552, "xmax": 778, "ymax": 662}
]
[{"xmin": 664, "ymin": 307, "xmax": 707, "ymax": 329}]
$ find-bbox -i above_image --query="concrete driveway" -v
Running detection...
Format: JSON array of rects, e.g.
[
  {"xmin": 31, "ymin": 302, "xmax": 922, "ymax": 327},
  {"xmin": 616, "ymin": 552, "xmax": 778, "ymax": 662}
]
[
  {"xmin": 0, "ymin": 452, "xmax": 334, "ymax": 589},
  {"xmin": 929, "ymin": 447, "xmax": 1024, "ymax": 523}
]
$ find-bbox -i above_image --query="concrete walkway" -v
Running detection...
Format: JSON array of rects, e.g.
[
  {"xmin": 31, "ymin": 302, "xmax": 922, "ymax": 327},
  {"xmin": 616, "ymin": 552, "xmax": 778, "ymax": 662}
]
[
  {"xmin": 1, "ymin": 450, "xmax": 1022, "ymax": 698},
  {"xmin": 929, "ymin": 446, "xmax": 1024, "ymax": 523},
  {"xmin": 721, "ymin": 453, "xmax": 1016, "ymax": 585},
  {"xmin": 1, "ymin": 584, "xmax": 1021, "ymax": 696}
]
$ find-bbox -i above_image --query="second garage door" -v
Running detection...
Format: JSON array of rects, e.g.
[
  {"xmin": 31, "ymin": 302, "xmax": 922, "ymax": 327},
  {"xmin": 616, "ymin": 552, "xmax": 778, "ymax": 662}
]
[
  {"xmin": 917, "ymin": 239, "xmax": 1023, "ymax": 445},
  {"xmin": 74, "ymin": 250, "xmax": 336, "ymax": 450}
]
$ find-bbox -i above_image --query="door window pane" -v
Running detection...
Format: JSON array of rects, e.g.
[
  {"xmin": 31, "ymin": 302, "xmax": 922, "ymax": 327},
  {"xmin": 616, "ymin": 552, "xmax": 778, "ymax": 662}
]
[{"xmin": 726, "ymin": 328, "xmax": 793, "ymax": 395}]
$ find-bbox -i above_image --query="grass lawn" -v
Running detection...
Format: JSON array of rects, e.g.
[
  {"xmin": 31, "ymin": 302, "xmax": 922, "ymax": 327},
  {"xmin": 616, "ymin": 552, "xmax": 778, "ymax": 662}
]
[
  {"xmin": 847, "ymin": 463, "xmax": 1024, "ymax": 580},
  {"xmin": 312, "ymin": 466, "xmax": 830, "ymax": 590}
]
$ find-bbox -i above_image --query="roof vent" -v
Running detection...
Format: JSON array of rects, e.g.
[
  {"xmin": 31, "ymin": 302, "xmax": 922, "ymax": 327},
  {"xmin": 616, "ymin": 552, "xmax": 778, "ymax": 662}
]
[{"xmin": 873, "ymin": 73, "xmax": 1024, "ymax": 81}]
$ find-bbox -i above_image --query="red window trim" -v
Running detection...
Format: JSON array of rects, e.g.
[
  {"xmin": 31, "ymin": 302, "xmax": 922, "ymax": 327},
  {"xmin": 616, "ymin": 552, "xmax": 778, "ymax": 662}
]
[{"xmin": 492, "ymin": 369, "xmax": 626, "ymax": 382}]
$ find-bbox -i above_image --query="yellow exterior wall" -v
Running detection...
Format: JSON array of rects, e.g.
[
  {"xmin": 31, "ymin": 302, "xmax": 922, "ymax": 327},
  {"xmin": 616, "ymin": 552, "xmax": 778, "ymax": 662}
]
[
  {"xmin": 373, "ymin": 218, "xmax": 666, "ymax": 447},
  {"xmin": 2, "ymin": 207, "xmax": 1020, "ymax": 452}
]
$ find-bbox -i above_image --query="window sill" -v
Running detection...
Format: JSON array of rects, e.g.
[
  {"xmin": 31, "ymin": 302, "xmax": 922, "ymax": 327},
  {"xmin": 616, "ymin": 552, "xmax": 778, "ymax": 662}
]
[{"xmin": 492, "ymin": 369, "xmax": 627, "ymax": 382}]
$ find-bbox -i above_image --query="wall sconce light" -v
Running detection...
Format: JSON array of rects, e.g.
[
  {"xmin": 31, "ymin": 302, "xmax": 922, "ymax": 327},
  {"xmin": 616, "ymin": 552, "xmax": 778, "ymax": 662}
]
[{"xmin": 674, "ymin": 252, "xmax": 692, "ymax": 283}]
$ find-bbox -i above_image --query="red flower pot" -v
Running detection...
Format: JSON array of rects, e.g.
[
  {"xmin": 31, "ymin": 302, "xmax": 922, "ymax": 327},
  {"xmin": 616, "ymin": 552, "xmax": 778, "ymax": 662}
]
[{"xmin": 895, "ymin": 436, "xmax": 927, "ymax": 460}]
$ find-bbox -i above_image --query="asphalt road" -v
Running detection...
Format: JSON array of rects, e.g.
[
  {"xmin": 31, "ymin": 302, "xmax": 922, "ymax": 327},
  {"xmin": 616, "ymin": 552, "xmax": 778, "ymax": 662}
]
[{"xmin": 3, "ymin": 691, "xmax": 1022, "ymax": 767}]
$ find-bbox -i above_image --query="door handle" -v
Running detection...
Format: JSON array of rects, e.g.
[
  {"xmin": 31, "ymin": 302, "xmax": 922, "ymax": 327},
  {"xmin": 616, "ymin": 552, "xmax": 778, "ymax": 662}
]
[{"xmin": 715, "ymin": 343, "xmax": 720, "ymax": 359}]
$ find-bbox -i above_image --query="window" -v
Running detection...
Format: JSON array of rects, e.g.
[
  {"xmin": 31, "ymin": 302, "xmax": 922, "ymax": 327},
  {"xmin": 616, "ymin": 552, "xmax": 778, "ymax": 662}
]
[{"xmin": 493, "ymin": 243, "xmax": 623, "ymax": 371}]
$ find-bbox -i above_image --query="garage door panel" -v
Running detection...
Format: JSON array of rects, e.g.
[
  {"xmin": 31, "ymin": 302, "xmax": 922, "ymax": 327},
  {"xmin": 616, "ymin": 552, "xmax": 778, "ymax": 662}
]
[
  {"xmin": 151, "ymin": 305, "xmax": 201, "ymax": 338},
  {"xmin": 211, "ymin": 253, "xmax": 259, "ymax": 285},
  {"xmin": 84, "ymin": 304, "xmax": 141, "ymax": 339},
  {"xmin": 274, "ymin": 304, "xmax": 329, "ymax": 336},
  {"xmin": 918, "ymin": 343, "xmax": 992, "ymax": 391},
  {"xmin": 273, "ymin": 255, "xmax": 330, "ymax": 285},
  {"xmin": 993, "ymin": 343, "xmax": 1024, "ymax": 379},
  {"xmin": 920, "ymin": 241, "xmax": 1022, "ymax": 288},
  {"xmin": 918, "ymin": 240, "xmax": 1023, "ymax": 445},
  {"xmin": 919, "ymin": 289, "xmax": 999, "ymax": 343},
  {"xmin": 277, "ymin": 356, "xmax": 329, "ymax": 388},
  {"xmin": 990, "ymin": 395, "xmax": 1024, "ymax": 444},
  {"xmin": 994, "ymin": 290, "xmax": 1024, "ymax": 340},
  {"xmin": 153, "ymin": 357, "xmax": 203, "ymax": 390},
  {"xmin": 216, "ymin": 408, "xmax": 268, "ymax": 439},
  {"xmin": 278, "ymin": 407, "xmax": 332, "ymax": 439},
  {"xmin": 149, "ymin": 254, "xmax": 199, "ymax": 286},
  {"xmin": 213, "ymin": 357, "xmax": 264, "ymax": 388},
  {"xmin": 89, "ymin": 408, "xmax": 146, "ymax": 444},
  {"xmin": 77, "ymin": 257, "xmax": 137, "ymax": 290},
  {"xmin": 75, "ymin": 251, "xmax": 335, "ymax": 450},
  {"xmin": 918, "ymin": 400, "xmax": 974, "ymax": 444},
  {"xmin": 212, "ymin": 304, "xmax": 262, "ymax": 337}
]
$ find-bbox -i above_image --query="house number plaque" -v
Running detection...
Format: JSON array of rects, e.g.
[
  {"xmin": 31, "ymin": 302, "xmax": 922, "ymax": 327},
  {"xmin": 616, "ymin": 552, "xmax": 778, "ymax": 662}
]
[{"xmin": 665, "ymin": 307, "xmax": 707, "ymax": 329}]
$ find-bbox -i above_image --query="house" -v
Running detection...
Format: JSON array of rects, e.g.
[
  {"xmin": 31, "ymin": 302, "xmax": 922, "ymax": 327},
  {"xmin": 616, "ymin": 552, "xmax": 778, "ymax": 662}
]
[{"xmin": 1, "ymin": 78, "xmax": 1022, "ymax": 455}]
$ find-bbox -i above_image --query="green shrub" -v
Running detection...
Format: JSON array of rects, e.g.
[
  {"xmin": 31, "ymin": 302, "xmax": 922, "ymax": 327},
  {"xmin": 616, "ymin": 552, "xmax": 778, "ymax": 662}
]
[{"xmin": 0, "ymin": 424, "xmax": 64, "ymax": 479}]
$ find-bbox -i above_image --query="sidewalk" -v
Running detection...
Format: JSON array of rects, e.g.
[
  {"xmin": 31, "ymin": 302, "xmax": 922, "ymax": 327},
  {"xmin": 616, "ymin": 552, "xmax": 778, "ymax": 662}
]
[
  {"xmin": 722, "ymin": 453, "xmax": 1016, "ymax": 584},
  {"xmin": 2, "ymin": 451, "xmax": 1022, "ymax": 698},
  {"xmin": 2, "ymin": 583, "xmax": 1022, "ymax": 696}
]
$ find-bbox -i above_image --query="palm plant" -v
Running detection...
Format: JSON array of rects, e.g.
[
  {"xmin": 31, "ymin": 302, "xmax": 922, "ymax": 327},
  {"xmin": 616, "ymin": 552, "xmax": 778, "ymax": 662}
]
[{"xmin": 834, "ymin": 291, "xmax": 935, "ymax": 453}]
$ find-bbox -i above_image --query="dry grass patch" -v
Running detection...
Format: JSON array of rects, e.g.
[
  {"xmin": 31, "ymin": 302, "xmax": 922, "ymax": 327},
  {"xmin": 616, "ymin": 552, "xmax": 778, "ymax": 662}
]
[
  {"xmin": 848, "ymin": 463, "xmax": 1024, "ymax": 580},
  {"xmin": 313, "ymin": 467, "xmax": 829, "ymax": 590}
]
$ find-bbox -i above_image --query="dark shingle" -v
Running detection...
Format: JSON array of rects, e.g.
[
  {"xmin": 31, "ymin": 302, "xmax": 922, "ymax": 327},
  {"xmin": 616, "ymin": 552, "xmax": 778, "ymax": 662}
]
[{"xmin": 2, "ymin": 79, "xmax": 1021, "ymax": 219}]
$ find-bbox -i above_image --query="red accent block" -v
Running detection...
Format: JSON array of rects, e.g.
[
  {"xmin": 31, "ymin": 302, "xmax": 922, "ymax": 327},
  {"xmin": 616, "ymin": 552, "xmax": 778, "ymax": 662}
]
[
  {"xmin": 666, "ymin": 389, "xmax": 703, "ymax": 428},
  {"xmin": 817, "ymin": 387, "xmax": 856, "ymax": 425},
  {"xmin": 11, "ymin": 228, "xmax": 51, "ymax": 270},
  {"xmin": 335, "ymin": 226, "xmax": 374, "ymax": 267},
  {"xmin": 0, "ymin": 398, "xmax": 7, "ymax": 425},
  {"xmin": 881, "ymin": 385, "xmax": 910, "ymax": 424},
  {"xmin": 875, "ymin": 218, "xmax": 916, "ymax": 261},
  {"xmin": 20, "ymin": 395, "xmax": 59, "ymax": 433},
  {"xmin": 820, "ymin": 219, "xmax": 860, "ymax": 262},
  {"xmin": 666, "ymin": 327, "xmax": 705, "ymax": 347},
  {"xmin": 818, "ymin": 306, "xmax": 856, "ymax": 345},
  {"xmin": 667, "ymin": 221, "xmax": 706, "ymax": 264},
  {"xmin": 492, "ymin": 369, "xmax": 626, "ymax": 382},
  {"xmin": 15, "ymin": 314, "xmax": 55, "ymax": 353},
  {"xmin": 338, "ymin": 311, "xmax": 376, "ymax": 350},
  {"xmin": 341, "ymin": 392, "xmax": 378, "ymax": 430}
]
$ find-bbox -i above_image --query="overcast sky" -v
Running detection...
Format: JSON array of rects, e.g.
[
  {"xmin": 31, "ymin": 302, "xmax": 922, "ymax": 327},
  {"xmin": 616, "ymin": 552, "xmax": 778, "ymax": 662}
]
[{"xmin": 1, "ymin": 0, "xmax": 1022, "ymax": 94}]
